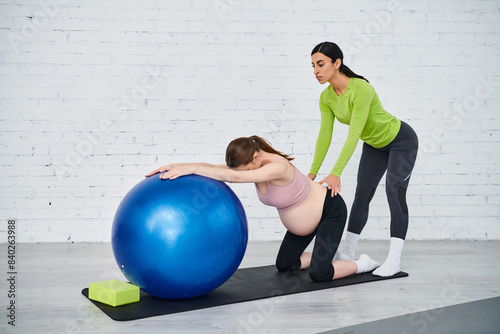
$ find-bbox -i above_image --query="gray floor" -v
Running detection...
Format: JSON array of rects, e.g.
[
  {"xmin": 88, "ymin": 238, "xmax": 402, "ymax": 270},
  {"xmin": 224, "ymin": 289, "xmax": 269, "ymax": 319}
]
[{"xmin": 1, "ymin": 240, "xmax": 499, "ymax": 333}]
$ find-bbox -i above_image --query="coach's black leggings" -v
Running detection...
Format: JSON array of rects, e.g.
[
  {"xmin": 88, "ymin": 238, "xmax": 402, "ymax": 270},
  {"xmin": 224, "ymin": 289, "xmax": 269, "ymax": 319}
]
[
  {"xmin": 275, "ymin": 190, "xmax": 347, "ymax": 282},
  {"xmin": 348, "ymin": 121, "xmax": 419, "ymax": 240}
]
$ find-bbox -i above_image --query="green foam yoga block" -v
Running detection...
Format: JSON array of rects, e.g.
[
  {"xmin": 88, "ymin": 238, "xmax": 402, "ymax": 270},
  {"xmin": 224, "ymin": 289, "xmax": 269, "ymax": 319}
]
[{"xmin": 89, "ymin": 279, "xmax": 140, "ymax": 307}]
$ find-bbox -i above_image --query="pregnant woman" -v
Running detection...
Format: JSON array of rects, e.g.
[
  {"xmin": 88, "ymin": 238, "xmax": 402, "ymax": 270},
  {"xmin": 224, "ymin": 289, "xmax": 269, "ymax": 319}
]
[{"xmin": 146, "ymin": 135, "xmax": 379, "ymax": 282}]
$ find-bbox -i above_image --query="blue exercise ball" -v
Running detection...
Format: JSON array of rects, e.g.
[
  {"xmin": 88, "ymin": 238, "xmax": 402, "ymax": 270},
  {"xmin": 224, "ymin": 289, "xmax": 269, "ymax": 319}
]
[{"xmin": 111, "ymin": 174, "xmax": 248, "ymax": 299}]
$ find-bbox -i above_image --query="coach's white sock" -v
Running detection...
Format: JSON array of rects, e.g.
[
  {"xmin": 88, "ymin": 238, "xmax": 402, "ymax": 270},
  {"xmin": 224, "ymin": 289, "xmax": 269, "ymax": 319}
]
[
  {"xmin": 333, "ymin": 231, "xmax": 359, "ymax": 261},
  {"xmin": 355, "ymin": 254, "xmax": 380, "ymax": 274},
  {"xmin": 373, "ymin": 237, "xmax": 405, "ymax": 277}
]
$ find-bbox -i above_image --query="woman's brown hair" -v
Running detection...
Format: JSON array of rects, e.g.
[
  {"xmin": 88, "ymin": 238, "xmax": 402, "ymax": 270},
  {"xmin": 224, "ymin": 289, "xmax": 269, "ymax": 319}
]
[{"xmin": 225, "ymin": 135, "xmax": 294, "ymax": 168}]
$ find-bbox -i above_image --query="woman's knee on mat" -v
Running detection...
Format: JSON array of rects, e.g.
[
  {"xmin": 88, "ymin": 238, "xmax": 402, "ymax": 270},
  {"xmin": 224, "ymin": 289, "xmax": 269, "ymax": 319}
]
[
  {"xmin": 309, "ymin": 263, "xmax": 334, "ymax": 282},
  {"xmin": 275, "ymin": 256, "xmax": 301, "ymax": 272}
]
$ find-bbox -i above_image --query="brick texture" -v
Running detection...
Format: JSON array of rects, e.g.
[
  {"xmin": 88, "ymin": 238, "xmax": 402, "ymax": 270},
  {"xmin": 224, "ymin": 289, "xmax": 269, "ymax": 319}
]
[{"xmin": 0, "ymin": 0, "xmax": 499, "ymax": 242}]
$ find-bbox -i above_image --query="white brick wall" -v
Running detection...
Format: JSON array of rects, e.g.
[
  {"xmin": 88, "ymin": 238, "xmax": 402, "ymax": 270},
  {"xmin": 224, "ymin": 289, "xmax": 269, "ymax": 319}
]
[{"xmin": 0, "ymin": 0, "xmax": 499, "ymax": 242}]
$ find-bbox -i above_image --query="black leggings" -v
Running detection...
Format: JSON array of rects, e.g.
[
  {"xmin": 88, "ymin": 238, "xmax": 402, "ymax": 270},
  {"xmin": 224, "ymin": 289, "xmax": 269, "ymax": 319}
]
[
  {"xmin": 275, "ymin": 190, "xmax": 347, "ymax": 282},
  {"xmin": 348, "ymin": 121, "xmax": 419, "ymax": 240}
]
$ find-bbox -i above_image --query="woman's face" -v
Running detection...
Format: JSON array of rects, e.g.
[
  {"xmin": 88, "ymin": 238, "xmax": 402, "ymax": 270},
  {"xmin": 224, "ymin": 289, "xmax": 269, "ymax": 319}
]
[{"xmin": 311, "ymin": 52, "xmax": 340, "ymax": 84}]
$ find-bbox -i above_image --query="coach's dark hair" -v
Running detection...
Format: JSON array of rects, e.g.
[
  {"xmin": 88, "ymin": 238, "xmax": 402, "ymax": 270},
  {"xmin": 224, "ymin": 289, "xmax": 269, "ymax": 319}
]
[{"xmin": 311, "ymin": 42, "xmax": 369, "ymax": 82}]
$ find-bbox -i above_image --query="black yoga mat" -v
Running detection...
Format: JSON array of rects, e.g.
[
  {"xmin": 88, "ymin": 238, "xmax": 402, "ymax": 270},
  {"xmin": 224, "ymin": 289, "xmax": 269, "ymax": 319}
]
[
  {"xmin": 82, "ymin": 265, "xmax": 408, "ymax": 321},
  {"xmin": 319, "ymin": 296, "xmax": 500, "ymax": 334}
]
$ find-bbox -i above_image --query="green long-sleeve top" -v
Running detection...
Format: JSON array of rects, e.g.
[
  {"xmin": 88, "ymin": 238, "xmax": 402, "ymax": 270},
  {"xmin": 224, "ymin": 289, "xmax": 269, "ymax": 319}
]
[{"xmin": 310, "ymin": 77, "xmax": 401, "ymax": 177}]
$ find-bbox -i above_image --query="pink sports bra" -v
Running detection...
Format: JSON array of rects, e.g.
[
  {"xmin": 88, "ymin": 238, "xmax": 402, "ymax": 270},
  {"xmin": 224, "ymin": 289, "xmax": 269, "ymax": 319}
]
[{"xmin": 255, "ymin": 163, "xmax": 311, "ymax": 212}]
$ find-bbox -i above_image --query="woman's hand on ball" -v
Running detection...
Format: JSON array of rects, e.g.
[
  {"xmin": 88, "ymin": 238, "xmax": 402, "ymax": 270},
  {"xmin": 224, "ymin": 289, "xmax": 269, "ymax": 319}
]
[
  {"xmin": 145, "ymin": 165, "xmax": 173, "ymax": 177},
  {"xmin": 145, "ymin": 164, "xmax": 177, "ymax": 178},
  {"xmin": 160, "ymin": 165, "xmax": 194, "ymax": 180},
  {"xmin": 145, "ymin": 164, "xmax": 194, "ymax": 180}
]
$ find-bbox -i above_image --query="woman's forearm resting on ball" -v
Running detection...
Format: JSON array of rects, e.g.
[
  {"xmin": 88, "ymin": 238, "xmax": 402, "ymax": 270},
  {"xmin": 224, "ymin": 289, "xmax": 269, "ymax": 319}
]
[{"xmin": 148, "ymin": 161, "xmax": 287, "ymax": 184}]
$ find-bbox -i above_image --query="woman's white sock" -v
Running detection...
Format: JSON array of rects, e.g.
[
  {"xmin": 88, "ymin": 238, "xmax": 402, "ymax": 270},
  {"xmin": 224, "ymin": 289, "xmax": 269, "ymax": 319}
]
[
  {"xmin": 373, "ymin": 237, "xmax": 405, "ymax": 277},
  {"xmin": 335, "ymin": 231, "xmax": 359, "ymax": 260},
  {"xmin": 355, "ymin": 253, "xmax": 380, "ymax": 273}
]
